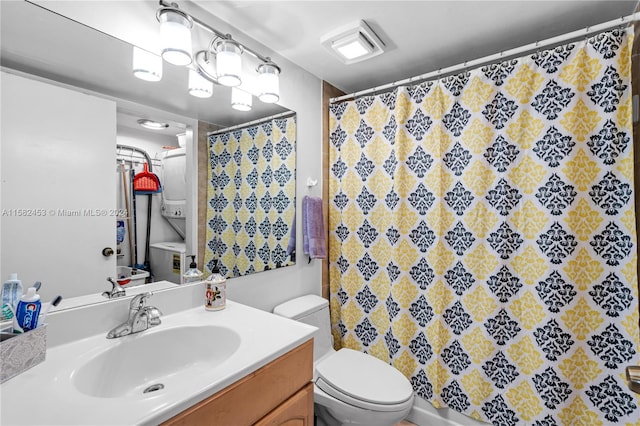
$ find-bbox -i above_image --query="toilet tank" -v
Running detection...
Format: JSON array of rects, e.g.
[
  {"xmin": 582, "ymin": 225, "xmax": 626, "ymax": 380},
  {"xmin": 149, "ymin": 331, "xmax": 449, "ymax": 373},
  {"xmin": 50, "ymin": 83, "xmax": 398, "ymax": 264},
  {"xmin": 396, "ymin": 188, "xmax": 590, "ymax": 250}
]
[{"xmin": 273, "ymin": 295, "xmax": 334, "ymax": 361}]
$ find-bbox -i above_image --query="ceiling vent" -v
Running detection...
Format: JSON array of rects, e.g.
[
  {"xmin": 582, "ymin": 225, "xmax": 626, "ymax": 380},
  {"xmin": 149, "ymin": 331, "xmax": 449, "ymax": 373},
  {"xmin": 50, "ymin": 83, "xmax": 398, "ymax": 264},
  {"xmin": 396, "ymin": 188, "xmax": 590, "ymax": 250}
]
[{"xmin": 321, "ymin": 20, "xmax": 385, "ymax": 64}]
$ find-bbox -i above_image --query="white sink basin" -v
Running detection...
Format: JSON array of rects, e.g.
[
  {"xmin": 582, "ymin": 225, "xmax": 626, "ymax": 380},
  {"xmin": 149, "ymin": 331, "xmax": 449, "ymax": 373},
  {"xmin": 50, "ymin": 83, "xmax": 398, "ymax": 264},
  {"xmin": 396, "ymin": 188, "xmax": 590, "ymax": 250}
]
[{"xmin": 72, "ymin": 325, "xmax": 241, "ymax": 398}]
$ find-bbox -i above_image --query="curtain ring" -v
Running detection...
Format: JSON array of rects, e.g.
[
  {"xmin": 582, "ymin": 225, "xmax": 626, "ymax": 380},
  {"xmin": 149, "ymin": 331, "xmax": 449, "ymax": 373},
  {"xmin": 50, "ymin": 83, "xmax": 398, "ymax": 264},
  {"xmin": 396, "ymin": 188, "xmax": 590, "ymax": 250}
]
[{"xmin": 619, "ymin": 16, "xmax": 626, "ymax": 31}]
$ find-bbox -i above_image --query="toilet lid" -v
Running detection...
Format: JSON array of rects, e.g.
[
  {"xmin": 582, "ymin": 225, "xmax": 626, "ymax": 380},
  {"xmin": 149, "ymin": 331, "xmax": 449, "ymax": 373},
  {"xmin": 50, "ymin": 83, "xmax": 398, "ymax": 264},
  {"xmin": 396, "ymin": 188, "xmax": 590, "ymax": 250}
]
[{"xmin": 315, "ymin": 348, "xmax": 414, "ymax": 410}]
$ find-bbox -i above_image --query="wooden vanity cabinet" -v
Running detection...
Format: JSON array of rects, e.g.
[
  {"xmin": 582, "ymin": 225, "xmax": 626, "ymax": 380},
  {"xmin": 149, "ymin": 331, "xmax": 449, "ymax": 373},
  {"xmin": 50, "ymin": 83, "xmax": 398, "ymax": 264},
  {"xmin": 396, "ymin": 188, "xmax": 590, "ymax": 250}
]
[
  {"xmin": 162, "ymin": 339, "xmax": 314, "ymax": 426},
  {"xmin": 254, "ymin": 383, "xmax": 313, "ymax": 426}
]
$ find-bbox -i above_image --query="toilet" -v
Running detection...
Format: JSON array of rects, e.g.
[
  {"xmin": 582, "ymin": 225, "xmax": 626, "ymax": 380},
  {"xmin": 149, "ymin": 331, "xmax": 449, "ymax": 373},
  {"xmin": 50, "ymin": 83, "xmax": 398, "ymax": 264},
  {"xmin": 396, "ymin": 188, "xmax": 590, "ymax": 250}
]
[{"xmin": 273, "ymin": 295, "xmax": 414, "ymax": 426}]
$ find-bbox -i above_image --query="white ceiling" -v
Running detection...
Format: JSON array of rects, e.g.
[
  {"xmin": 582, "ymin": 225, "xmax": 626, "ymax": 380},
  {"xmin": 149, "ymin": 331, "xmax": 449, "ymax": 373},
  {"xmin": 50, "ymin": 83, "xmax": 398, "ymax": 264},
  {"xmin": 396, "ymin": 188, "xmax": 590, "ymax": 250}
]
[
  {"xmin": 1, "ymin": 0, "xmax": 637, "ymax": 128},
  {"xmin": 197, "ymin": 0, "xmax": 639, "ymax": 94}
]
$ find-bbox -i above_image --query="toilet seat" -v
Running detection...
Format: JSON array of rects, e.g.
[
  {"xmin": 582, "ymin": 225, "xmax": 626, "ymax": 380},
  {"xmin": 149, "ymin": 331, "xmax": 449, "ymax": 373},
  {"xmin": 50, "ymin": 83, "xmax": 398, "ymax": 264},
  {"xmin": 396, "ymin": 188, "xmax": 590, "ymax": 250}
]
[{"xmin": 315, "ymin": 348, "xmax": 414, "ymax": 412}]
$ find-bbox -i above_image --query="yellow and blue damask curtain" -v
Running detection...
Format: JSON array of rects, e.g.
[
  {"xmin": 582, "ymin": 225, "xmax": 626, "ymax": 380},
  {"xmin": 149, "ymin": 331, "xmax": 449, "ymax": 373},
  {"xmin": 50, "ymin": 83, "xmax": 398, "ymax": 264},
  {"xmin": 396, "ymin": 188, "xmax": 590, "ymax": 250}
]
[
  {"xmin": 205, "ymin": 115, "xmax": 296, "ymax": 276},
  {"xmin": 328, "ymin": 28, "xmax": 639, "ymax": 425}
]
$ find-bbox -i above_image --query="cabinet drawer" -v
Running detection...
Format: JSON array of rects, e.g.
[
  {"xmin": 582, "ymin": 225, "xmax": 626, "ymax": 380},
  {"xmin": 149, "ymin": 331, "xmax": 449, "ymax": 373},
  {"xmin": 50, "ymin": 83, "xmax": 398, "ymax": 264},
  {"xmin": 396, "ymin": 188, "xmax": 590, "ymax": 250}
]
[{"xmin": 163, "ymin": 339, "xmax": 313, "ymax": 426}]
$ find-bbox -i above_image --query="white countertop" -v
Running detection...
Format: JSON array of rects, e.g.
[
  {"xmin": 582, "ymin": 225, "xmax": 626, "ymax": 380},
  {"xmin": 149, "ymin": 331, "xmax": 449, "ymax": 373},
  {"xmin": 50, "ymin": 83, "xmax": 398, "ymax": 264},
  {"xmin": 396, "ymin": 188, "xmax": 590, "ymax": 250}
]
[
  {"xmin": 0, "ymin": 300, "xmax": 316, "ymax": 425},
  {"xmin": 49, "ymin": 280, "xmax": 179, "ymax": 313}
]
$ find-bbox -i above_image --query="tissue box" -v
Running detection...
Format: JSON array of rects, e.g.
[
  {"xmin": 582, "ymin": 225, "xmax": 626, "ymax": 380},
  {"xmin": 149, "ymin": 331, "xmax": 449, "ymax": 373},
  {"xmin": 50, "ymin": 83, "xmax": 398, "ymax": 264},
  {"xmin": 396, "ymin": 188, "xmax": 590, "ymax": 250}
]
[{"xmin": 0, "ymin": 325, "xmax": 46, "ymax": 383}]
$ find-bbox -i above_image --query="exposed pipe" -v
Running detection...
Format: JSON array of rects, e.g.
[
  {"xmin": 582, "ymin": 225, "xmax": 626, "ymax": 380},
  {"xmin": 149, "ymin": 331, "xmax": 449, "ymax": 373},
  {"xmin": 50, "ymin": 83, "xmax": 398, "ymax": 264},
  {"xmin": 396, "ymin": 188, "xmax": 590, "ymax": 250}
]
[
  {"xmin": 331, "ymin": 12, "xmax": 640, "ymax": 103},
  {"xmin": 116, "ymin": 144, "xmax": 157, "ymax": 271},
  {"xmin": 116, "ymin": 144, "xmax": 154, "ymax": 171}
]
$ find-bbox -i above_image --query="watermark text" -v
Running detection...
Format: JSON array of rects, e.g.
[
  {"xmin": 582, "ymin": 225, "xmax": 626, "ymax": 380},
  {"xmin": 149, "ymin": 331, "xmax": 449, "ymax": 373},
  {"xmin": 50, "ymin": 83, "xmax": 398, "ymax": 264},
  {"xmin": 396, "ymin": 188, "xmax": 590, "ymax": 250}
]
[{"xmin": 2, "ymin": 208, "xmax": 128, "ymax": 217}]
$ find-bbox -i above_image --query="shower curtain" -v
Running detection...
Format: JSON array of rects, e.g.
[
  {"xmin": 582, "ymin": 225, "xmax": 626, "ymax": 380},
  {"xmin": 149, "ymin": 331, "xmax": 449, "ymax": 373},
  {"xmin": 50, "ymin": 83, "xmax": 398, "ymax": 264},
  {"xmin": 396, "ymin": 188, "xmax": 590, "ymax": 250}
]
[
  {"xmin": 205, "ymin": 115, "xmax": 296, "ymax": 276},
  {"xmin": 328, "ymin": 27, "xmax": 639, "ymax": 425}
]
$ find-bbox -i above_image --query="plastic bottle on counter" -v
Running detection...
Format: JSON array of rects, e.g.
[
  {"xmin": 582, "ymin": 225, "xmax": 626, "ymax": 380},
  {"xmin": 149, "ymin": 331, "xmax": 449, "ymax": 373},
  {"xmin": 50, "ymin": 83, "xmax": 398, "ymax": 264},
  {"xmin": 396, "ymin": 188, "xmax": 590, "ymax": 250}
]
[
  {"xmin": 2, "ymin": 273, "xmax": 23, "ymax": 312},
  {"xmin": 16, "ymin": 287, "xmax": 41, "ymax": 331},
  {"xmin": 204, "ymin": 260, "xmax": 226, "ymax": 311},
  {"xmin": 183, "ymin": 255, "xmax": 204, "ymax": 284}
]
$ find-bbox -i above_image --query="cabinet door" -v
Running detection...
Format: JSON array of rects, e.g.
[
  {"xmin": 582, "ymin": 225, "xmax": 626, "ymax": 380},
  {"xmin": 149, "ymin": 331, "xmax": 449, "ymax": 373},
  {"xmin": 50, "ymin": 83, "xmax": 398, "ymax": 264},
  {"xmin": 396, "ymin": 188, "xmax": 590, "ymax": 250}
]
[{"xmin": 255, "ymin": 383, "xmax": 314, "ymax": 426}]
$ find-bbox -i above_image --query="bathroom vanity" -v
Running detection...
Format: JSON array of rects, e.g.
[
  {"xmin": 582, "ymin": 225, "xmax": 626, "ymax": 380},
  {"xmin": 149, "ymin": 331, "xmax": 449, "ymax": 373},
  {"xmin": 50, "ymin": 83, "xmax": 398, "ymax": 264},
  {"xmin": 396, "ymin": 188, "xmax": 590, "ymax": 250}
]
[
  {"xmin": 163, "ymin": 340, "xmax": 313, "ymax": 425},
  {"xmin": 0, "ymin": 288, "xmax": 316, "ymax": 425}
]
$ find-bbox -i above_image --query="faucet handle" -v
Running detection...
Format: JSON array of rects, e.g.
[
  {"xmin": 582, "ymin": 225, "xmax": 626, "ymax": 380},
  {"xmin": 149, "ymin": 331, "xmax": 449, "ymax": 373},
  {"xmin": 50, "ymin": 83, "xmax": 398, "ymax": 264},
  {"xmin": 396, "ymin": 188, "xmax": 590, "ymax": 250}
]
[
  {"xmin": 146, "ymin": 307, "xmax": 163, "ymax": 327},
  {"xmin": 130, "ymin": 292, "xmax": 152, "ymax": 309},
  {"xmin": 103, "ymin": 277, "xmax": 126, "ymax": 299}
]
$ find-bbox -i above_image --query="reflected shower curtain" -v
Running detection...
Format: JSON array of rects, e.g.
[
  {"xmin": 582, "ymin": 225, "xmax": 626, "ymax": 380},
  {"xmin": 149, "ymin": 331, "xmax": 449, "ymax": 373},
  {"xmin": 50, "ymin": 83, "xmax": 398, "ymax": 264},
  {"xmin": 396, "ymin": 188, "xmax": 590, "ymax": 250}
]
[
  {"xmin": 328, "ymin": 28, "xmax": 639, "ymax": 425},
  {"xmin": 205, "ymin": 115, "xmax": 296, "ymax": 276}
]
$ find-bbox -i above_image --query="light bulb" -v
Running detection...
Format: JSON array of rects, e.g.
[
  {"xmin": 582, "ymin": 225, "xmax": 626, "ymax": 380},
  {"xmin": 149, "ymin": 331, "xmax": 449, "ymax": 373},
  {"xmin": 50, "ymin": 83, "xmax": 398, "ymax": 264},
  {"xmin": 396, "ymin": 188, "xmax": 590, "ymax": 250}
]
[
  {"xmin": 231, "ymin": 87, "xmax": 252, "ymax": 111},
  {"xmin": 188, "ymin": 69, "xmax": 213, "ymax": 98},
  {"xmin": 257, "ymin": 62, "xmax": 280, "ymax": 103},
  {"xmin": 216, "ymin": 40, "xmax": 242, "ymax": 87},
  {"xmin": 137, "ymin": 119, "xmax": 169, "ymax": 130},
  {"xmin": 158, "ymin": 9, "xmax": 193, "ymax": 66},
  {"xmin": 132, "ymin": 46, "xmax": 162, "ymax": 82}
]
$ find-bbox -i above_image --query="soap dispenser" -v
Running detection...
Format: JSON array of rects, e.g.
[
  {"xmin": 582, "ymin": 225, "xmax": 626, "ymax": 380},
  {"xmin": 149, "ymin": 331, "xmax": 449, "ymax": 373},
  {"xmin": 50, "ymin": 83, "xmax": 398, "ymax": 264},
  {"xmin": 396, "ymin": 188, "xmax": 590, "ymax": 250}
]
[
  {"xmin": 183, "ymin": 255, "xmax": 203, "ymax": 284},
  {"xmin": 204, "ymin": 259, "xmax": 226, "ymax": 311}
]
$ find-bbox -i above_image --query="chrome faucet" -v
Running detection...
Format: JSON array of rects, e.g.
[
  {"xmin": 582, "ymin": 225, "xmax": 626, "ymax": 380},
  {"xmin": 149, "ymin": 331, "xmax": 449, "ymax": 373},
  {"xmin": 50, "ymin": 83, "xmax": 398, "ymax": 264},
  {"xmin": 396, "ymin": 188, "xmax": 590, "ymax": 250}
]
[
  {"xmin": 106, "ymin": 292, "xmax": 162, "ymax": 339},
  {"xmin": 102, "ymin": 277, "xmax": 126, "ymax": 299}
]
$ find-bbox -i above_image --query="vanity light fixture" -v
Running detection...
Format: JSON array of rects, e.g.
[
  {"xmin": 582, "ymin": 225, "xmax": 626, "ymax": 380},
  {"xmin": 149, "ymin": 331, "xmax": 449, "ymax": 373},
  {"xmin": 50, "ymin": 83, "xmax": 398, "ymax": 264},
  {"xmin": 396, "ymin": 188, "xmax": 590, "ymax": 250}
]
[
  {"xmin": 216, "ymin": 40, "xmax": 243, "ymax": 87},
  {"xmin": 158, "ymin": 8, "xmax": 193, "ymax": 66},
  {"xmin": 321, "ymin": 20, "xmax": 385, "ymax": 64},
  {"xmin": 231, "ymin": 87, "xmax": 252, "ymax": 111},
  {"xmin": 148, "ymin": 0, "xmax": 281, "ymax": 108},
  {"xmin": 257, "ymin": 61, "xmax": 281, "ymax": 103},
  {"xmin": 188, "ymin": 69, "xmax": 213, "ymax": 98},
  {"xmin": 194, "ymin": 50, "xmax": 217, "ymax": 82},
  {"xmin": 137, "ymin": 119, "xmax": 170, "ymax": 130},
  {"xmin": 132, "ymin": 47, "xmax": 163, "ymax": 82}
]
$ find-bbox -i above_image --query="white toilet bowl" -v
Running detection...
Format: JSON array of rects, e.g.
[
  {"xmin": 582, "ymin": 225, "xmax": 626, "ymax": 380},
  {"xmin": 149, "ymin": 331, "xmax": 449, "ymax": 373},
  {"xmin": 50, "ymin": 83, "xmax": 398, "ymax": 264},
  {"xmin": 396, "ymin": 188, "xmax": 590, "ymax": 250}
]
[
  {"xmin": 313, "ymin": 348, "xmax": 414, "ymax": 425},
  {"xmin": 273, "ymin": 295, "xmax": 414, "ymax": 426},
  {"xmin": 315, "ymin": 390, "xmax": 413, "ymax": 426}
]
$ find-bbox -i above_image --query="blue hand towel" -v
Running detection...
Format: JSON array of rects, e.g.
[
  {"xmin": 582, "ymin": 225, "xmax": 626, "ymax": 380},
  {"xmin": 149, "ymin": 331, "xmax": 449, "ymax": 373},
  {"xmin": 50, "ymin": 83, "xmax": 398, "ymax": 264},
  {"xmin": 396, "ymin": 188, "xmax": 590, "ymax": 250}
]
[{"xmin": 302, "ymin": 196, "xmax": 326, "ymax": 259}]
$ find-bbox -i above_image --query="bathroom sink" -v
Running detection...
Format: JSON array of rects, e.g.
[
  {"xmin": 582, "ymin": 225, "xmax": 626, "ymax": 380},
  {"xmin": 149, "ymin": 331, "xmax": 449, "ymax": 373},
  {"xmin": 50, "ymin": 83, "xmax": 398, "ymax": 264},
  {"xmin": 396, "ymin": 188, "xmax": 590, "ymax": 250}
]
[
  {"xmin": 1, "ymin": 300, "xmax": 317, "ymax": 426},
  {"xmin": 72, "ymin": 325, "xmax": 241, "ymax": 398}
]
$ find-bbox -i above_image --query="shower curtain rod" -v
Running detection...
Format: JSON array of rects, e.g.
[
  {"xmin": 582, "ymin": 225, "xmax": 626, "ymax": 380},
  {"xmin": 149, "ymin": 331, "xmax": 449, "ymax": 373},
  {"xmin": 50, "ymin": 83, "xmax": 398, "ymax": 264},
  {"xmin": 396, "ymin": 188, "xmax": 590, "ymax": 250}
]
[
  {"xmin": 331, "ymin": 11, "xmax": 640, "ymax": 103},
  {"xmin": 207, "ymin": 111, "xmax": 296, "ymax": 136}
]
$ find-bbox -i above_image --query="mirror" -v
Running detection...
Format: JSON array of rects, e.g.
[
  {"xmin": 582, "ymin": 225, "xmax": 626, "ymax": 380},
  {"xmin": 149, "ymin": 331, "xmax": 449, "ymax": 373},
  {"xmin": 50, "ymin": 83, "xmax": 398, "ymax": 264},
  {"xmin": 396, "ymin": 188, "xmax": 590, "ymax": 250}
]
[
  {"xmin": 205, "ymin": 113, "xmax": 297, "ymax": 277},
  {"xmin": 0, "ymin": 1, "xmax": 295, "ymax": 307}
]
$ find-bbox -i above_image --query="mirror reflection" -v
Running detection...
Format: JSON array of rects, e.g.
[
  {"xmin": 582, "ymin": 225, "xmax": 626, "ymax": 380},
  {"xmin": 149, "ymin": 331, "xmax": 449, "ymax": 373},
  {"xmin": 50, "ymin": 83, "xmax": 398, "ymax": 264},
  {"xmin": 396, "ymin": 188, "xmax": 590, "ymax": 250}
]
[
  {"xmin": 206, "ymin": 113, "xmax": 297, "ymax": 277},
  {"xmin": 0, "ymin": 1, "xmax": 295, "ymax": 308},
  {"xmin": 115, "ymin": 116, "xmax": 187, "ymax": 287}
]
